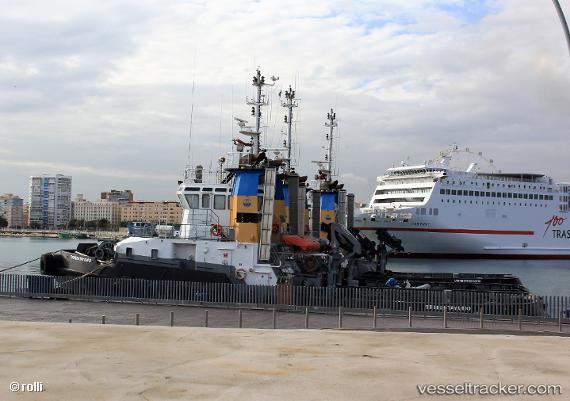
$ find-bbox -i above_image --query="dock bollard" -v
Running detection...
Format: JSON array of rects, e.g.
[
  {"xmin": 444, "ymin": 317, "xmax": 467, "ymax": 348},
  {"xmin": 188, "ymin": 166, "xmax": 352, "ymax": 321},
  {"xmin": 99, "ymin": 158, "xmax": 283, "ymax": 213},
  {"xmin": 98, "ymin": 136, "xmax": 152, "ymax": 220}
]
[
  {"xmin": 272, "ymin": 308, "xmax": 277, "ymax": 329},
  {"xmin": 372, "ymin": 306, "xmax": 377, "ymax": 329},
  {"xmin": 518, "ymin": 308, "xmax": 522, "ymax": 331},
  {"xmin": 443, "ymin": 307, "xmax": 447, "ymax": 329},
  {"xmin": 135, "ymin": 313, "xmax": 140, "ymax": 326},
  {"xmin": 479, "ymin": 307, "xmax": 484, "ymax": 329},
  {"xmin": 170, "ymin": 311, "xmax": 174, "ymax": 327},
  {"xmin": 204, "ymin": 310, "xmax": 209, "ymax": 328},
  {"xmin": 68, "ymin": 318, "xmax": 72, "ymax": 324},
  {"xmin": 408, "ymin": 306, "xmax": 412, "ymax": 328},
  {"xmin": 304, "ymin": 307, "xmax": 309, "ymax": 329},
  {"xmin": 338, "ymin": 306, "xmax": 343, "ymax": 329},
  {"xmin": 238, "ymin": 309, "xmax": 243, "ymax": 328},
  {"xmin": 101, "ymin": 315, "xmax": 106, "ymax": 325}
]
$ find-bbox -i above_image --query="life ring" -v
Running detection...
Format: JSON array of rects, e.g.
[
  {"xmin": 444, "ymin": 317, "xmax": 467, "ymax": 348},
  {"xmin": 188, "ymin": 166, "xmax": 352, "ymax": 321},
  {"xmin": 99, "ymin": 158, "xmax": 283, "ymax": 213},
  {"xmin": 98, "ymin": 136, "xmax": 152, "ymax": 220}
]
[
  {"xmin": 272, "ymin": 223, "xmax": 279, "ymax": 234},
  {"xmin": 210, "ymin": 224, "xmax": 223, "ymax": 237},
  {"xmin": 235, "ymin": 268, "xmax": 247, "ymax": 280}
]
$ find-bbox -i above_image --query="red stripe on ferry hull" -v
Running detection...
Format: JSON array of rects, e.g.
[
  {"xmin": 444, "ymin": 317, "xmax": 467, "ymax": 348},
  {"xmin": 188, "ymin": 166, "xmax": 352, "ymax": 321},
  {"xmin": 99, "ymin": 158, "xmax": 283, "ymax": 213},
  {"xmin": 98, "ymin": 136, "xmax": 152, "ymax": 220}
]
[{"xmin": 353, "ymin": 227, "xmax": 534, "ymax": 236}]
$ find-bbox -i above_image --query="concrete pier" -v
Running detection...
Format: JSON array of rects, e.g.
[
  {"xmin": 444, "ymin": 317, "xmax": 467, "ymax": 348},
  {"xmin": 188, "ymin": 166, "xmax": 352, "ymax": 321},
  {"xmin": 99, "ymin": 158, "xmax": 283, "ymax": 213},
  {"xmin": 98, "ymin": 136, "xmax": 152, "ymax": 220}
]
[{"xmin": 0, "ymin": 319, "xmax": 569, "ymax": 400}]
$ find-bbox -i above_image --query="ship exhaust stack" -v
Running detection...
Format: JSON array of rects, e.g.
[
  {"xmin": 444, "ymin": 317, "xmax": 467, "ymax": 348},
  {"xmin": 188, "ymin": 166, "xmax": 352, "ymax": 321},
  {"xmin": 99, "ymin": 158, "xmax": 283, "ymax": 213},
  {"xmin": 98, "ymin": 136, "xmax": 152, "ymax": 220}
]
[
  {"xmin": 297, "ymin": 185, "xmax": 306, "ymax": 235},
  {"xmin": 347, "ymin": 193, "xmax": 355, "ymax": 230},
  {"xmin": 288, "ymin": 174, "xmax": 300, "ymax": 235},
  {"xmin": 338, "ymin": 190, "xmax": 347, "ymax": 228},
  {"xmin": 311, "ymin": 191, "xmax": 321, "ymax": 238}
]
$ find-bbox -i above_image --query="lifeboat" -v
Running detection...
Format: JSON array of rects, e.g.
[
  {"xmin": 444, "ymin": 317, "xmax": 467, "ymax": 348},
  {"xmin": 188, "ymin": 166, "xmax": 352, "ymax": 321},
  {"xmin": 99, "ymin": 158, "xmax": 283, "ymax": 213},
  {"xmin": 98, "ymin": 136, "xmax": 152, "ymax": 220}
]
[{"xmin": 281, "ymin": 234, "xmax": 321, "ymax": 252}]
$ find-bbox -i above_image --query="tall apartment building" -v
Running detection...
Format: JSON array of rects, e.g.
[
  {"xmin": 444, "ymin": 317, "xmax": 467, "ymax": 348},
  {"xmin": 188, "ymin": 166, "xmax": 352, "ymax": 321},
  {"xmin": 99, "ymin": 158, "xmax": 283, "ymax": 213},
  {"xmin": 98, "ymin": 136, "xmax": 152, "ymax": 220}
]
[
  {"xmin": 101, "ymin": 189, "xmax": 133, "ymax": 204},
  {"xmin": 29, "ymin": 174, "xmax": 72, "ymax": 229},
  {"xmin": 0, "ymin": 193, "xmax": 24, "ymax": 228},
  {"xmin": 120, "ymin": 201, "xmax": 183, "ymax": 225},
  {"xmin": 73, "ymin": 199, "xmax": 121, "ymax": 229}
]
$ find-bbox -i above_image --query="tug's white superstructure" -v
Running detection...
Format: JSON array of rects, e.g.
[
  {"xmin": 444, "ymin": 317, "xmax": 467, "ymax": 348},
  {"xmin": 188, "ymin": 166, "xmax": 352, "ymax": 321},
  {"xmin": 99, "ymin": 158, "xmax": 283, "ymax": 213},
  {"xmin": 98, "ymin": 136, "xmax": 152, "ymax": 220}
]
[{"xmin": 355, "ymin": 146, "xmax": 570, "ymax": 258}]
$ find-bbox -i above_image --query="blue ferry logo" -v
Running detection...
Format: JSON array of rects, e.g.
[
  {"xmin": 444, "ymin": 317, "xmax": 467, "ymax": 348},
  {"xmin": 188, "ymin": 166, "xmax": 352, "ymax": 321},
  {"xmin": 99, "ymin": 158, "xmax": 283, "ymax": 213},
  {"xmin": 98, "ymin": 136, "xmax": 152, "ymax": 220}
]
[
  {"xmin": 243, "ymin": 198, "xmax": 252, "ymax": 208},
  {"xmin": 325, "ymin": 216, "xmax": 332, "ymax": 221}
]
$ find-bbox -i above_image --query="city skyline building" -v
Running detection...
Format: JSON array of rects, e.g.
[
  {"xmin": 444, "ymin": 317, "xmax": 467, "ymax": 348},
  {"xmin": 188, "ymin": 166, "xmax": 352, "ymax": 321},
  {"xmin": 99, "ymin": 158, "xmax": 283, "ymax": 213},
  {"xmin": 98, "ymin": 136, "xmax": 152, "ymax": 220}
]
[
  {"xmin": 0, "ymin": 193, "xmax": 24, "ymax": 228},
  {"xmin": 101, "ymin": 189, "xmax": 134, "ymax": 204},
  {"xmin": 28, "ymin": 174, "xmax": 72, "ymax": 229},
  {"xmin": 72, "ymin": 198, "xmax": 121, "ymax": 229},
  {"xmin": 120, "ymin": 201, "xmax": 183, "ymax": 225}
]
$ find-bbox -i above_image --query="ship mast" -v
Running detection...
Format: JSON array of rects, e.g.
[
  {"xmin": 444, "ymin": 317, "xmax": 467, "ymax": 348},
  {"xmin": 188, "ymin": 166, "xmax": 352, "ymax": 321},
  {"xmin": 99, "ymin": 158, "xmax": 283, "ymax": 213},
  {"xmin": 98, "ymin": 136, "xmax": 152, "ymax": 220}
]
[
  {"xmin": 281, "ymin": 86, "xmax": 298, "ymax": 172},
  {"xmin": 242, "ymin": 69, "xmax": 277, "ymax": 155},
  {"xmin": 324, "ymin": 108, "xmax": 337, "ymax": 181}
]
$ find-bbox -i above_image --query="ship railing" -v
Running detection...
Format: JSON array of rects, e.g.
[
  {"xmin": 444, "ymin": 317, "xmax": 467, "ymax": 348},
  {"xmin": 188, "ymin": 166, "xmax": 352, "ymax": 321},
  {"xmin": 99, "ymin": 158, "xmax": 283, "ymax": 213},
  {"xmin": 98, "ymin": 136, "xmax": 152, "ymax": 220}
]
[
  {"xmin": 225, "ymin": 148, "xmax": 288, "ymax": 170},
  {"xmin": 3, "ymin": 273, "xmax": 570, "ymax": 333}
]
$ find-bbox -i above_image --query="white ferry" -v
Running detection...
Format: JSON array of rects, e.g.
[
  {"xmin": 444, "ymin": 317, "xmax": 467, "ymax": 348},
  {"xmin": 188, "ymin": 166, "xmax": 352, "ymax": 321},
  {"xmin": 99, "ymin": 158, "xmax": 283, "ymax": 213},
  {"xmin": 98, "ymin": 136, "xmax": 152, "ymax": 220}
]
[{"xmin": 354, "ymin": 145, "xmax": 570, "ymax": 259}]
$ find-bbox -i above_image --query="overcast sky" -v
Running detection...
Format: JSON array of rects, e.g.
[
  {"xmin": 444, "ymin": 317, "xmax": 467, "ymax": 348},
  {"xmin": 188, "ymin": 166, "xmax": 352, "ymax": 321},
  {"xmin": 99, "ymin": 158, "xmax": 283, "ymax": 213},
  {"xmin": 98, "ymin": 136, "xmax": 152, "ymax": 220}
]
[{"xmin": 1, "ymin": 0, "xmax": 569, "ymax": 203}]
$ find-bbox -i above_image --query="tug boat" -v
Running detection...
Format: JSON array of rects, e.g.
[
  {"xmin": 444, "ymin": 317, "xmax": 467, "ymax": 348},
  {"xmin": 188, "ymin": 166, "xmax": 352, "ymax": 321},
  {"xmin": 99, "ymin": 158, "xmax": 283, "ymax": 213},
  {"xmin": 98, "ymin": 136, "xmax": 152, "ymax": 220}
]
[{"xmin": 40, "ymin": 69, "xmax": 542, "ymax": 317}]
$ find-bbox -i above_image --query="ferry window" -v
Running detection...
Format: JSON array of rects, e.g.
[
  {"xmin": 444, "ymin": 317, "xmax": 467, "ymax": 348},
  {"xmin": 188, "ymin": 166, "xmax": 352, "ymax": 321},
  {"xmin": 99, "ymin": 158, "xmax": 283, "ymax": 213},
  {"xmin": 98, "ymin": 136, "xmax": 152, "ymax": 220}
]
[
  {"xmin": 201, "ymin": 194, "xmax": 211, "ymax": 208},
  {"xmin": 440, "ymin": 189, "xmax": 445, "ymax": 195},
  {"xmin": 539, "ymin": 195, "xmax": 544, "ymax": 200},
  {"xmin": 486, "ymin": 192, "xmax": 490, "ymax": 197},
  {"xmin": 486, "ymin": 183, "xmax": 490, "ymax": 189},
  {"xmin": 258, "ymin": 196, "xmax": 263, "ymax": 211},
  {"xmin": 151, "ymin": 249, "xmax": 158, "ymax": 259},
  {"xmin": 186, "ymin": 194, "xmax": 199, "ymax": 209},
  {"xmin": 533, "ymin": 194, "xmax": 539, "ymax": 200},
  {"xmin": 451, "ymin": 190, "xmax": 456, "ymax": 195},
  {"xmin": 214, "ymin": 195, "xmax": 226, "ymax": 210},
  {"xmin": 508, "ymin": 193, "xmax": 512, "ymax": 198},
  {"xmin": 469, "ymin": 191, "xmax": 473, "ymax": 196},
  {"xmin": 523, "ymin": 194, "xmax": 528, "ymax": 199},
  {"xmin": 202, "ymin": 187, "xmax": 213, "ymax": 192},
  {"xmin": 446, "ymin": 189, "xmax": 451, "ymax": 194},
  {"xmin": 429, "ymin": 208, "xmax": 433, "ymax": 215},
  {"xmin": 502, "ymin": 193, "xmax": 507, "ymax": 198},
  {"xmin": 457, "ymin": 190, "xmax": 462, "ymax": 196},
  {"xmin": 491, "ymin": 192, "xmax": 496, "ymax": 197},
  {"xmin": 433, "ymin": 208, "xmax": 439, "ymax": 215},
  {"xmin": 475, "ymin": 191, "xmax": 479, "ymax": 196},
  {"xmin": 421, "ymin": 208, "xmax": 426, "ymax": 215},
  {"xmin": 215, "ymin": 188, "xmax": 227, "ymax": 192}
]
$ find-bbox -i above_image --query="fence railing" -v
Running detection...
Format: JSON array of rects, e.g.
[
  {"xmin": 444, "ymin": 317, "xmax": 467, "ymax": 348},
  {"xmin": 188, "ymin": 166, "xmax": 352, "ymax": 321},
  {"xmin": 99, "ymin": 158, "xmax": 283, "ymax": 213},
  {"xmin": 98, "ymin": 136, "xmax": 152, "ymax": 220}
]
[{"xmin": 1, "ymin": 273, "xmax": 569, "ymax": 321}]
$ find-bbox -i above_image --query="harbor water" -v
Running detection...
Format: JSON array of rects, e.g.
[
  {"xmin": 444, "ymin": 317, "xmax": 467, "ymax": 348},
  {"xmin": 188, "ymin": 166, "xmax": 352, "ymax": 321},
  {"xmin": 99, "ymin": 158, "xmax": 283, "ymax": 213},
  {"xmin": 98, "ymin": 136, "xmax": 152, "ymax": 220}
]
[{"xmin": 1, "ymin": 237, "xmax": 570, "ymax": 296}]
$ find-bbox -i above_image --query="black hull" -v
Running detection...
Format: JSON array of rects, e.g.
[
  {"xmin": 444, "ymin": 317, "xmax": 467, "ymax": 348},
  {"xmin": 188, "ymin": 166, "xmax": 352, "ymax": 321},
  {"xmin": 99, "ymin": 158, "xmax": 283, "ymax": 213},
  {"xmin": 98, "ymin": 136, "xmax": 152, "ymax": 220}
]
[{"xmin": 40, "ymin": 250, "xmax": 236, "ymax": 283}]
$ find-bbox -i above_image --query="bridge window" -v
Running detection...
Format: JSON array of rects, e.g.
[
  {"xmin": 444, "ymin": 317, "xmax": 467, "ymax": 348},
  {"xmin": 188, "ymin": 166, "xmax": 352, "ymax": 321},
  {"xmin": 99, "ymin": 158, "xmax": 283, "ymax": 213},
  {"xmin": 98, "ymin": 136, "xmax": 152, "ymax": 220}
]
[
  {"xmin": 151, "ymin": 249, "xmax": 158, "ymax": 259},
  {"xmin": 214, "ymin": 195, "xmax": 226, "ymax": 210},
  {"xmin": 201, "ymin": 194, "xmax": 211, "ymax": 208},
  {"xmin": 186, "ymin": 194, "xmax": 199, "ymax": 209}
]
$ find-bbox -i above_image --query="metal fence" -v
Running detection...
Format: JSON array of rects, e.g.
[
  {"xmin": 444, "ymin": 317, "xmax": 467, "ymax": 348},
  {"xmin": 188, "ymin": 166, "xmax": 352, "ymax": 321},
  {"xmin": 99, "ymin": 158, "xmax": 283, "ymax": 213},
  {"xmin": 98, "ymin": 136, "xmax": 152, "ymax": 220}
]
[{"xmin": 1, "ymin": 273, "xmax": 569, "ymax": 321}]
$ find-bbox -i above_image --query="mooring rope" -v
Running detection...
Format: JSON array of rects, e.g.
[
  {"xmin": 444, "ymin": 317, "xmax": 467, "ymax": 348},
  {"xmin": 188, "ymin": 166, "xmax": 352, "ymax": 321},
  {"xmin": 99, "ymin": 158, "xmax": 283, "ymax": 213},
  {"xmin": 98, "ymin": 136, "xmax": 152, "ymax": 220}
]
[{"xmin": 0, "ymin": 256, "xmax": 42, "ymax": 273}]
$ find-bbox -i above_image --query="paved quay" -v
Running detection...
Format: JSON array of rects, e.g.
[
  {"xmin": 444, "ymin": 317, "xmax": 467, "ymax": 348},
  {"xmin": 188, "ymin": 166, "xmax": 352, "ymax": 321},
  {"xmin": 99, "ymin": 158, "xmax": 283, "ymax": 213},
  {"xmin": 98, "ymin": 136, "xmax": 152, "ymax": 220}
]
[
  {"xmin": 1, "ymin": 320, "xmax": 569, "ymax": 401},
  {"xmin": 0, "ymin": 297, "xmax": 567, "ymax": 334}
]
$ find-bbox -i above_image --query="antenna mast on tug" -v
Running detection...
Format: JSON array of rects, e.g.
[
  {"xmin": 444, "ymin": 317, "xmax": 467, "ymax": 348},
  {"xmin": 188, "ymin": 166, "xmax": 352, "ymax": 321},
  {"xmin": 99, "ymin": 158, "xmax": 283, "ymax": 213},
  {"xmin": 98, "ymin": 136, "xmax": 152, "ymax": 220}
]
[
  {"xmin": 281, "ymin": 86, "xmax": 298, "ymax": 173},
  {"xmin": 324, "ymin": 108, "xmax": 337, "ymax": 181},
  {"xmin": 242, "ymin": 69, "xmax": 277, "ymax": 156}
]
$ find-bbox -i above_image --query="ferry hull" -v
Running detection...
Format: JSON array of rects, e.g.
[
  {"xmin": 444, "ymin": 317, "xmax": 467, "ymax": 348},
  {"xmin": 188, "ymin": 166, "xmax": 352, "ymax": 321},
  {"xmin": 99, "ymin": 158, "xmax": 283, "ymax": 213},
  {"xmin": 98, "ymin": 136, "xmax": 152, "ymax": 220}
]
[{"xmin": 356, "ymin": 227, "xmax": 570, "ymax": 259}]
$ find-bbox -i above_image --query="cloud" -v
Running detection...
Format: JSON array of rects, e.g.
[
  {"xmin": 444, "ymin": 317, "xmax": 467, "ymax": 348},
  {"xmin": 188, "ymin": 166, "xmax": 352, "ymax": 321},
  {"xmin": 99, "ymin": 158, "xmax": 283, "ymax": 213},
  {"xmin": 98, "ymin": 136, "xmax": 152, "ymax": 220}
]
[{"xmin": 1, "ymin": 0, "xmax": 570, "ymax": 203}]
